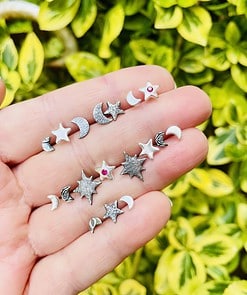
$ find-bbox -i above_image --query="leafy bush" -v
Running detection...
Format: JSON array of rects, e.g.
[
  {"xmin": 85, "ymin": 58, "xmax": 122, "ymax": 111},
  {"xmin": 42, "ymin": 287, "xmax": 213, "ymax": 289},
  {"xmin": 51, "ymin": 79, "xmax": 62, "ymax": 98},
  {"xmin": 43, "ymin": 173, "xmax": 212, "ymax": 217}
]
[{"xmin": 0, "ymin": 0, "xmax": 246, "ymax": 294}]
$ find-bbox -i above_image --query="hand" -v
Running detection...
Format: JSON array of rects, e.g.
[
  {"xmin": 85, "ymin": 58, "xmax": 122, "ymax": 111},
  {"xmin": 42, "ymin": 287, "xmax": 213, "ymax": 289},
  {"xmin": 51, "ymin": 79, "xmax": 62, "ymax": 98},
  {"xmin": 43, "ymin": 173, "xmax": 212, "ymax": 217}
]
[{"xmin": 0, "ymin": 65, "xmax": 211, "ymax": 294}]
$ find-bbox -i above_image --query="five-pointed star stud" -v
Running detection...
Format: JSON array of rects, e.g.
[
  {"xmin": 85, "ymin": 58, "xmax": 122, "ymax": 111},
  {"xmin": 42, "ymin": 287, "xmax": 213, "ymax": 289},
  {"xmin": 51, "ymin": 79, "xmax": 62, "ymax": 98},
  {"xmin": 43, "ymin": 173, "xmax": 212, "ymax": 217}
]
[
  {"xmin": 139, "ymin": 81, "xmax": 159, "ymax": 101},
  {"xmin": 73, "ymin": 170, "xmax": 101, "ymax": 205},
  {"xmin": 52, "ymin": 123, "xmax": 71, "ymax": 144},
  {"xmin": 139, "ymin": 139, "xmax": 160, "ymax": 160},
  {"xmin": 121, "ymin": 152, "xmax": 146, "ymax": 181},
  {"xmin": 103, "ymin": 200, "xmax": 124, "ymax": 223},
  {"xmin": 95, "ymin": 160, "xmax": 116, "ymax": 181},
  {"xmin": 104, "ymin": 101, "xmax": 125, "ymax": 121}
]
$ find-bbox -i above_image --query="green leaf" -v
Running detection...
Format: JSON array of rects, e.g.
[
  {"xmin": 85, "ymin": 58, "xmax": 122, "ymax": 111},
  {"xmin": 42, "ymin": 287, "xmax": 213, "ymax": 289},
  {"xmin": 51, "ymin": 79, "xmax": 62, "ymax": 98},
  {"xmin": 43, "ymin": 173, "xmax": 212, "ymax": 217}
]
[
  {"xmin": 238, "ymin": 41, "xmax": 247, "ymax": 66},
  {"xmin": 120, "ymin": 0, "xmax": 146, "ymax": 16},
  {"xmin": 167, "ymin": 251, "xmax": 206, "ymax": 293},
  {"xmin": 150, "ymin": 45, "xmax": 175, "ymax": 72},
  {"xmin": 18, "ymin": 32, "xmax": 44, "ymax": 84},
  {"xmin": 98, "ymin": 4, "xmax": 125, "ymax": 58},
  {"xmin": 38, "ymin": 0, "xmax": 80, "ymax": 31},
  {"xmin": 65, "ymin": 52, "xmax": 105, "ymax": 81},
  {"xmin": 0, "ymin": 37, "xmax": 18, "ymax": 70},
  {"xmin": 179, "ymin": 46, "xmax": 205, "ymax": 73},
  {"xmin": 194, "ymin": 234, "xmax": 239, "ymax": 265},
  {"xmin": 231, "ymin": 64, "xmax": 247, "ymax": 92},
  {"xmin": 154, "ymin": 5, "xmax": 183, "ymax": 29},
  {"xmin": 129, "ymin": 39, "xmax": 157, "ymax": 64},
  {"xmin": 71, "ymin": 0, "xmax": 97, "ymax": 38},
  {"xmin": 225, "ymin": 21, "xmax": 241, "ymax": 44},
  {"xmin": 203, "ymin": 47, "xmax": 230, "ymax": 71},
  {"xmin": 204, "ymin": 280, "xmax": 229, "ymax": 295},
  {"xmin": 177, "ymin": 6, "xmax": 212, "ymax": 46},
  {"xmin": 223, "ymin": 281, "xmax": 247, "ymax": 295},
  {"xmin": 183, "ymin": 189, "xmax": 209, "ymax": 215},
  {"xmin": 207, "ymin": 127, "xmax": 237, "ymax": 165},
  {"xmin": 188, "ymin": 168, "xmax": 234, "ymax": 197},
  {"xmin": 184, "ymin": 68, "xmax": 213, "ymax": 85},
  {"xmin": 119, "ymin": 279, "xmax": 146, "ymax": 295}
]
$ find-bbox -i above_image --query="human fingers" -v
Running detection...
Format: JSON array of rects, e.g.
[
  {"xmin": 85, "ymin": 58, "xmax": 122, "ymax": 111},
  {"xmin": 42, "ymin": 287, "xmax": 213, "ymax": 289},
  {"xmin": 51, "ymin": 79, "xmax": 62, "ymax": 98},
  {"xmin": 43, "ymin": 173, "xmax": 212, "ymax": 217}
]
[
  {"xmin": 26, "ymin": 192, "xmax": 171, "ymax": 295},
  {"xmin": 27, "ymin": 128, "xmax": 208, "ymax": 256},
  {"xmin": 15, "ymin": 85, "xmax": 211, "ymax": 207},
  {"xmin": 0, "ymin": 65, "xmax": 175, "ymax": 164}
]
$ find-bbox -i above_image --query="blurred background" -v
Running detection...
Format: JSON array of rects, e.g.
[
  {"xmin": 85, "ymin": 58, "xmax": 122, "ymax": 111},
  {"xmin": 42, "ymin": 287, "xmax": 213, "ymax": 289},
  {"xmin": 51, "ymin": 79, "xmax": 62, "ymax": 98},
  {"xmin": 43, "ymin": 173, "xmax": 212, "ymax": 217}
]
[{"xmin": 0, "ymin": 0, "xmax": 246, "ymax": 294}]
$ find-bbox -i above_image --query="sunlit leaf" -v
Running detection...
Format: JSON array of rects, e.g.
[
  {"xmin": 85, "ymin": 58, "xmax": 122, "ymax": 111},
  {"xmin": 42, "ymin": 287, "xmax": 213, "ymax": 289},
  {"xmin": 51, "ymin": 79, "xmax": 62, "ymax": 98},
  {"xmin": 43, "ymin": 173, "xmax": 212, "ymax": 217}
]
[
  {"xmin": 177, "ymin": 6, "xmax": 212, "ymax": 46},
  {"xmin": 204, "ymin": 280, "xmax": 229, "ymax": 295},
  {"xmin": 223, "ymin": 281, "xmax": 247, "ymax": 295},
  {"xmin": 38, "ymin": 0, "xmax": 80, "ymax": 31},
  {"xmin": 225, "ymin": 21, "xmax": 241, "ymax": 44},
  {"xmin": 18, "ymin": 32, "xmax": 44, "ymax": 84},
  {"xmin": 237, "ymin": 203, "xmax": 247, "ymax": 230},
  {"xmin": 240, "ymin": 160, "xmax": 247, "ymax": 192},
  {"xmin": 163, "ymin": 175, "xmax": 190, "ymax": 197},
  {"xmin": 231, "ymin": 64, "xmax": 247, "ymax": 92},
  {"xmin": 206, "ymin": 265, "xmax": 230, "ymax": 281},
  {"xmin": 167, "ymin": 251, "xmax": 206, "ymax": 293},
  {"xmin": 120, "ymin": 0, "xmax": 146, "ymax": 16},
  {"xmin": 153, "ymin": 0, "xmax": 177, "ymax": 8},
  {"xmin": 71, "ymin": 0, "xmax": 97, "ymax": 38},
  {"xmin": 65, "ymin": 52, "xmax": 105, "ymax": 81},
  {"xmin": 79, "ymin": 282, "xmax": 118, "ymax": 295},
  {"xmin": 188, "ymin": 168, "xmax": 234, "ymax": 197},
  {"xmin": 98, "ymin": 4, "xmax": 125, "ymax": 58},
  {"xmin": 154, "ymin": 5, "xmax": 183, "ymax": 29},
  {"xmin": 194, "ymin": 234, "xmax": 239, "ymax": 265},
  {"xmin": 119, "ymin": 279, "xmax": 146, "ymax": 295}
]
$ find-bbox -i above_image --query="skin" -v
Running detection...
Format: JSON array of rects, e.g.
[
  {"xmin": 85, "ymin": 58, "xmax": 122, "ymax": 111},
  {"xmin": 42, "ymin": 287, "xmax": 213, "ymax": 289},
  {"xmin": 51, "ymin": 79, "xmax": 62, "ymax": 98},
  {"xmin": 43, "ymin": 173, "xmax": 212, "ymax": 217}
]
[{"xmin": 0, "ymin": 65, "xmax": 212, "ymax": 294}]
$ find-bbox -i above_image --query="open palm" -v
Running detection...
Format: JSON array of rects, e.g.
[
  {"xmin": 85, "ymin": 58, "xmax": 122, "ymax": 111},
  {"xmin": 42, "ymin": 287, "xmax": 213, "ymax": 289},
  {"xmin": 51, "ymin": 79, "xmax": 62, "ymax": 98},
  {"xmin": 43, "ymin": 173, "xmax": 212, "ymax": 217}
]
[{"xmin": 0, "ymin": 66, "xmax": 211, "ymax": 294}]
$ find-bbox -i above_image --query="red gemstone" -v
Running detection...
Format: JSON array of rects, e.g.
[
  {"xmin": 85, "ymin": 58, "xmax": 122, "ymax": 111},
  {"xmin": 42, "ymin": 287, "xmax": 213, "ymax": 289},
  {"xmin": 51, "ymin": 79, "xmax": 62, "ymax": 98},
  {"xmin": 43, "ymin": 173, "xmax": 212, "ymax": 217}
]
[
  {"xmin": 147, "ymin": 86, "xmax": 153, "ymax": 92},
  {"xmin": 102, "ymin": 169, "xmax": 108, "ymax": 175}
]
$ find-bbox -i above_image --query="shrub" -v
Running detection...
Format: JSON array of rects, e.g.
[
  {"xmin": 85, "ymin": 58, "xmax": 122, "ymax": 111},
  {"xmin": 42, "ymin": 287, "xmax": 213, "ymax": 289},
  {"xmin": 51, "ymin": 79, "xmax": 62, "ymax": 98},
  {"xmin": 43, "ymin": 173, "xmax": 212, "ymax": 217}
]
[{"xmin": 0, "ymin": 0, "xmax": 246, "ymax": 294}]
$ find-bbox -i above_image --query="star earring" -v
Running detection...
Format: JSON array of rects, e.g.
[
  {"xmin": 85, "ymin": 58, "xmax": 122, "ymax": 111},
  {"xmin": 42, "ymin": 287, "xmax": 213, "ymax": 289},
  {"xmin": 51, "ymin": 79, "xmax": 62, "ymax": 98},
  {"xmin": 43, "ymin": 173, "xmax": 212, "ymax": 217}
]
[
  {"xmin": 139, "ymin": 82, "xmax": 159, "ymax": 101},
  {"xmin": 52, "ymin": 123, "xmax": 71, "ymax": 144}
]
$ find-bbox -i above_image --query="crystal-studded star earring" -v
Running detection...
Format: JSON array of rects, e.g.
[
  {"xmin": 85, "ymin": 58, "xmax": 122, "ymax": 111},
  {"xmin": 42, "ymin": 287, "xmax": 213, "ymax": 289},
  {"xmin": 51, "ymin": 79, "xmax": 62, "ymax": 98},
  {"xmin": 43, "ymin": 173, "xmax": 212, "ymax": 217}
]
[{"xmin": 103, "ymin": 200, "xmax": 124, "ymax": 223}]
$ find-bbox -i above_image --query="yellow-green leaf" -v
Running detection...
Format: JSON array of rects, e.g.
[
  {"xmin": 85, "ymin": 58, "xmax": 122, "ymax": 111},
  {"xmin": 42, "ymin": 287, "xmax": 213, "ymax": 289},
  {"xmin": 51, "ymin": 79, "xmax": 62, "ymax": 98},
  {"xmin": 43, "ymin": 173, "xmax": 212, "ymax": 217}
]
[
  {"xmin": 0, "ymin": 37, "xmax": 18, "ymax": 70},
  {"xmin": 38, "ymin": 0, "xmax": 80, "ymax": 31},
  {"xmin": 231, "ymin": 64, "xmax": 247, "ymax": 92},
  {"xmin": 237, "ymin": 203, "xmax": 247, "ymax": 231},
  {"xmin": 223, "ymin": 281, "xmax": 247, "ymax": 295},
  {"xmin": 168, "ymin": 217, "xmax": 195, "ymax": 249},
  {"xmin": 154, "ymin": 246, "xmax": 176, "ymax": 294},
  {"xmin": 188, "ymin": 168, "xmax": 234, "ymax": 197},
  {"xmin": 98, "ymin": 4, "xmax": 125, "ymax": 58},
  {"xmin": 79, "ymin": 282, "xmax": 118, "ymax": 295},
  {"xmin": 163, "ymin": 175, "xmax": 190, "ymax": 197},
  {"xmin": 65, "ymin": 52, "xmax": 105, "ymax": 81},
  {"xmin": 71, "ymin": 0, "xmax": 97, "ymax": 38},
  {"xmin": 154, "ymin": 5, "xmax": 183, "ymax": 29},
  {"xmin": 119, "ymin": 279, "xmax": 146, "ymax": 295},
  {"xmin": 167, "ymin": 251, "xmax": 206, "ymax": 293},
  {"xmin": 178, "ymin": 6, "xmax": 212, "ymax": 46},
  {"xmin": 0, "ymin": 62, "xmax": 20, "ymax": 108},
  {"xmin": 18, "ymin": 32, "xmax": 44, "ymax": 84},
  {"xmin": 207, "ymin": 127, "xmax": 237, "ymax": 165},
  {"xmin": 194, "ymin": 234, "xmax": 239, "ymax": 265},
  {"xmin": 204, "ymin": 280, "xmax": 229, "ymax": 295},
  {"xmin": 129, "ymin": 39, "xmax": 157, "ymax": 64}
]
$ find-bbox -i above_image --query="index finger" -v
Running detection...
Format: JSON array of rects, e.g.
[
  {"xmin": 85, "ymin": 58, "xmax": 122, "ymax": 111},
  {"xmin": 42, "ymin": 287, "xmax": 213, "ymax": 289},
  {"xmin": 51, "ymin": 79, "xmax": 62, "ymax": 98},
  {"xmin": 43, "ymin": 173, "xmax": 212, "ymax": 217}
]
[{"xmin": 0, "ymin": 65, "xmax": 175, "ymax": 164}]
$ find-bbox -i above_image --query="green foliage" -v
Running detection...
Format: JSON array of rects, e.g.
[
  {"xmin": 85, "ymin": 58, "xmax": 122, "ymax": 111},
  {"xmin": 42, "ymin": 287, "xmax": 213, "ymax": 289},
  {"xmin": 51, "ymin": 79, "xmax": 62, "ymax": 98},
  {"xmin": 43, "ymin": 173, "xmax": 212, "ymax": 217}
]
[{"xmin": 0, "ymin": 0, "xmax": 246, "ymax": 293}]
